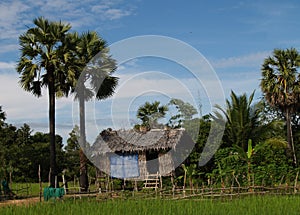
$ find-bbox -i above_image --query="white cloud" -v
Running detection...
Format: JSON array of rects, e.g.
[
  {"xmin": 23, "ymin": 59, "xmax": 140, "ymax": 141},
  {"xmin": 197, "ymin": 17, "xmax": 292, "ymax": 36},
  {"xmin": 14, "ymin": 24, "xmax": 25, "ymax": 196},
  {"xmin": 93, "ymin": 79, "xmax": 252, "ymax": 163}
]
[
  {"xmin": 0, "ymin": 61, "xmax": 15, "ymax": 70},
  {"xmin": 208, "ymin": 51, "xmax": 267, "ymax": 100},
  {"xmin": 0, "ymin": 1, "xmax": 28, "ymax": 39},
  {"xmin": 0, "ymin": 73, "xmax": 74, "ymax": 120},
  {"xmin": 0, "ymin": 44, "xmax": 19, "ymax": 53},
  {"xmin": 112, "ymin": 71, "xmax": 196, "ymax": 99},
  {"xmin": 211, "ymin": 51, "xmax": 271, "ymax": 69},
  {"xmin": 104, "ymin": 8, "xmax": 132, "ymax": 20},
  {"xmin": 0, "ymin": 1, "xmax": 29, "ymax": 26},
  {"xmin": 37, "ymin": 0, "xmax": 136, "ymax": 24},
  {"xmin": 42, "ymin": 0, "xmax": 74, "ymax": 11},
  {"xmin": 0, "ymin": 73, "xmax": 47, "ymax": 120},
  {"xmin": 0, "ymin": 72, "xmax": 76, "ymax": 142},
  {"xmin": 91, "ymin": 4, "xmax": 133, "ymax": 20},
  {"xmin": 253, "ymin": 2, "xmax": 298, "ymax": 18},
  {"xmin": 0, "ymin": 0, "xmax": 137, "ymax": 40}
]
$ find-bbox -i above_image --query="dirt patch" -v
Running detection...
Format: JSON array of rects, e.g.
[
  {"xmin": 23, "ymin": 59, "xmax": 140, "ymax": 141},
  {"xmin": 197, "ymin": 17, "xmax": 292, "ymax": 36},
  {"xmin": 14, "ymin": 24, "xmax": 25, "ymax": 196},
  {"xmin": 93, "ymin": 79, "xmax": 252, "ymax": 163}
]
[{"xmin": 0, "ymin": 197, "xmax": 41, "ymax": 207}]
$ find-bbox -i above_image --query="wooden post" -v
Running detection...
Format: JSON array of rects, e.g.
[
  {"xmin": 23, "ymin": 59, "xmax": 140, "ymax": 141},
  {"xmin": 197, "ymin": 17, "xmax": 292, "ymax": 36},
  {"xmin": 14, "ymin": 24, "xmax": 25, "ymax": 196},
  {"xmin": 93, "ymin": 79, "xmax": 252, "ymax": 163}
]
[
  {"xmin": 171, "ymin": 172, "xmax": 175, "ymax": 198},
  {"xmin": 39, "ymin": 165, "xmax": 42, "ymax": 202},
  {"xmin": 48, "ymin": 168, "xmax": 51, "ymax": 187},
  {"xmin": 95, "ymin": 168, "xmax": 100, "ymax": 192},
  {"xmin": 134, "ymin": 180, "xmax": 138, "ymax": 191},
  {"xmin": 183, "ymin": 169, "xmax": 186, "ymax": 197},
  {"xmin": 62, "ymin": 171, "xmax": 67, "ymax": 194},
  {"xmin": 55, "ymin": 176, "xmax": 57, "ymax": 189},
  {"xmin": 160, "ymin": 174, "xmax": 163, "ymax": 189},
  {"xmin": 9, "ymin": 166, "xmax": 12, "ymax": 185},
  {"xmin": 294, "ymin": 171, "xmax": 299, "ymax": 193}
]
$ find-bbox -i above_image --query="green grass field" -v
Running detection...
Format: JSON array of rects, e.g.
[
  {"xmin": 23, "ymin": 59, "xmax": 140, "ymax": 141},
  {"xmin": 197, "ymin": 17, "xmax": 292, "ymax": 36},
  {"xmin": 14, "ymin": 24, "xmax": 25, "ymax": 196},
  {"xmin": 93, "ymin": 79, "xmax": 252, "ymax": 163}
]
[
  {"xmin": 10, "ymin": 183, "xmax": 49, "ymax": 197},
  {"xmin": 1, "ymin": 195, "xmax": 300, "ymax": 215},
  {"xmin": 9, "ymin": 182, "xmax": 98, "ymax": 197}
]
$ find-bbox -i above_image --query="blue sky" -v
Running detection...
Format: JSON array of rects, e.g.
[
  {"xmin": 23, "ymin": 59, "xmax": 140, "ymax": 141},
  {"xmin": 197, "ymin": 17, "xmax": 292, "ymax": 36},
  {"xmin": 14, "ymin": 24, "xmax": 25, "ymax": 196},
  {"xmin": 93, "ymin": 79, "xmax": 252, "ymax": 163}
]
[{"xmin": 1, "ymin": 0, "xmax": 300, "ymax": 144}]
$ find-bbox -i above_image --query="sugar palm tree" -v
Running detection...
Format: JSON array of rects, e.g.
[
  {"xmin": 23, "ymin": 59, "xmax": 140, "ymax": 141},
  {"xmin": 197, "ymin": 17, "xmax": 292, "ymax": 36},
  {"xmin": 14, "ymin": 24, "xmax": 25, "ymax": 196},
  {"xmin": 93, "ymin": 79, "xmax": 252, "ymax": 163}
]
[
  {"xmin": 137, "ymin": 101, "xmax": 169, "ymax": 129},
  {"xmin": 17, "ymin": 17, "xmax": 75, "ymax": 187},
  {"xmin": 70, "ymin": 31, "xmax": 118, "ymax": 192},
  {"xmin": 260, "ymin": 48, "xmax": 300, "ymax": 166}
]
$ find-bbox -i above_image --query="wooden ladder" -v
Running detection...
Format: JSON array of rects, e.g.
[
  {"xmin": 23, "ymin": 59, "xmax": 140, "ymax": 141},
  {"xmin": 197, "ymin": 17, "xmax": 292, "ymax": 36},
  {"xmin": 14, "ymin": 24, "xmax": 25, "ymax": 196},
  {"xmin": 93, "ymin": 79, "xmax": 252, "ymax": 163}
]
[{"xmin": 143, "ymin": 172, "xmax": 161, "ymax": 190}]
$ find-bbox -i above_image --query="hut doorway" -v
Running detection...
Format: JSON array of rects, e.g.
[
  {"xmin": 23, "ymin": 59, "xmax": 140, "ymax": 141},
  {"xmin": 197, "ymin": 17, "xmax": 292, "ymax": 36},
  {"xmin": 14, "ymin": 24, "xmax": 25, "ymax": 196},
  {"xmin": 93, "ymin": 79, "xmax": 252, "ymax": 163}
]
[{"xmin": 146, "ymin": 151, "xmax": 159, "ymax": 174}]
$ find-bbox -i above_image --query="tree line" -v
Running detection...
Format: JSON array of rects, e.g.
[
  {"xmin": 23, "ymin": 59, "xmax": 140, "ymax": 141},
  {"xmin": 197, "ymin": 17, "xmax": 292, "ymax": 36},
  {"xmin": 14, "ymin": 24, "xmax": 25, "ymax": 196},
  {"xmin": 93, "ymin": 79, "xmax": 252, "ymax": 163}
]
[
  {"xmin": 1, "ymin": 16, "xmax": 300, "ymax": 190},
  {"xmin": 0, "ymin": 113, "xmax": 97, "ymax": 186}
]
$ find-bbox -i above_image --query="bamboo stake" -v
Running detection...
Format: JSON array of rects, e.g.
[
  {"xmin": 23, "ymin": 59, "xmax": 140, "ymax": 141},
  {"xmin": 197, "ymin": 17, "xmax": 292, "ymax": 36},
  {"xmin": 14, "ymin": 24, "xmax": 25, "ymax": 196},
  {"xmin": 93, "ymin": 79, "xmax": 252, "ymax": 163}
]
[
  {"xmin": 48, "ymin": 168, "xmax": 51, "ymax": 187},
  {"xmin": 294, "ymin": 171, "xmax": 299, "ymax": 193},
  {"xmin": 183, "ymin": 169, "xmax": 186, "ymax": 197},
  {"xmin": 39, "ymin": 165, "xmax": 42, "ymax": 202},
  {"xmin": 62, "ymin": 170, "xmax": 67, "ymax": 194}
]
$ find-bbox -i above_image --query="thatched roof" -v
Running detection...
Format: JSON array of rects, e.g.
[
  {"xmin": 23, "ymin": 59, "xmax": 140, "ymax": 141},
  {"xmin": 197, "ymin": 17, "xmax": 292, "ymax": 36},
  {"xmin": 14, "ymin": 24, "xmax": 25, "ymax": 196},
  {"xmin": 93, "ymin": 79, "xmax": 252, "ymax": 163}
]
[{"xmin": 91, "ymin": 128, "xmax": 188, "ymax": 154}]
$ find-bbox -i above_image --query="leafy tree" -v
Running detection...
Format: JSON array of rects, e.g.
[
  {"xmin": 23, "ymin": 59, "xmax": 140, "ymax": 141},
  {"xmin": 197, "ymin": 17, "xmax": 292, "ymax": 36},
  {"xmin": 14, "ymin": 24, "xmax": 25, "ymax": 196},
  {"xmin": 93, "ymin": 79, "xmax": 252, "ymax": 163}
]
[
  {"xmin": 68, "ymin": 31, "xmax": 118, "ymax": 192},
  {"xmin": 167, "ymin": 98, "xmax": 198, "ymax": 128},
  {"xmin": 260, "ymin": 48, "xmax": 300, "ymax": 166},
  {"xmin": 0, "ymin": 114, "xmax": 29, "ymax": 182},
  {"xmin": 10, "ymin": 124, "xmax": 33, "ymax": 182},
  {"xmin": 213, "ymin": 139, "xmax": 259, "ymax": 188},
  {"xmin": 0, "ymin": 106, "xmax": 6, "ymax": 127},
  {"xmin": 27, "ymin": 132, "xmax": 66, "ymax": 182},
  {"xmin": 0, "ymin": 117, "xmax": 17, "ymax": 180},
  {"xmin": 0, "ymin": 121, "xmax": 66, "ymax": 183},
  {"xmin": 185, "ymin": 115, "xmax": 211, "ymax": 163},
  {"xmin": 16, "ymin": 17, "xmax": 75, "ymax": 187},
  {"xmin": 136, "ymin": 101, "xmax": 168, "ymax": 129},
  {"xmin": 253, "ymin": 138, "xmax": 290, "ymax": 186},
  {"xmin": 65, "ymin": 126, "xmax": 80, "ymax": 182},
  {"xmin": 213, "ymin": 146, "xmax": 245, "ymax": 187}
]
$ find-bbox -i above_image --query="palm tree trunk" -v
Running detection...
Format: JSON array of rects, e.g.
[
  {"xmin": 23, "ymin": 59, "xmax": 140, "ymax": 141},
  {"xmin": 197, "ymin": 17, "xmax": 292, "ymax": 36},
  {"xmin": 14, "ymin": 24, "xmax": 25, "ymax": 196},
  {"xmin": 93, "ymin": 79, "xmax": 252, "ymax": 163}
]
[
  {"xmin": 79, "ymin": 94, "xmax": 88, "ymax": 192},
  {"xmin": 48, "ymin": 69, "xmax": 57, "ymax": 188},
  {"xmin": 286, "ymin": 109, "xmax": 297, "ymax": 166}
]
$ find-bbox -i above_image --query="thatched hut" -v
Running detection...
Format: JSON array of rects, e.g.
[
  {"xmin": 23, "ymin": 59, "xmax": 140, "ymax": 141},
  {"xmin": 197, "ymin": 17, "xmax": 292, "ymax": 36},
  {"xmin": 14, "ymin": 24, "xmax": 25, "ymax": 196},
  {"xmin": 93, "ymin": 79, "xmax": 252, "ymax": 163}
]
[{"xmin": 90, "ymin": 128, "xmax": 195, "ymax": 180}]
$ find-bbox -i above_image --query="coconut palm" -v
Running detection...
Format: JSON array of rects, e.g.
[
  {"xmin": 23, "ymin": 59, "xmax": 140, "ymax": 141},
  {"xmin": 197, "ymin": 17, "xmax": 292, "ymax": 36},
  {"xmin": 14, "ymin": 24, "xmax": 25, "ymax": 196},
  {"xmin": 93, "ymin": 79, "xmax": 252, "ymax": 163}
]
[
  {"xmin": 17, "ymin": 17, "xmax": 75, "ymax": 187},
  {"xmin": 260, "ymin": 48, "xmax": 300, "ymax": 166},
  {"xmin": 213, "ymin": 91, "xmax": 260, "ymax": 151},
  {"xmin": 70, "ymin": 31, "xmax": 118, "ymax": 192}
]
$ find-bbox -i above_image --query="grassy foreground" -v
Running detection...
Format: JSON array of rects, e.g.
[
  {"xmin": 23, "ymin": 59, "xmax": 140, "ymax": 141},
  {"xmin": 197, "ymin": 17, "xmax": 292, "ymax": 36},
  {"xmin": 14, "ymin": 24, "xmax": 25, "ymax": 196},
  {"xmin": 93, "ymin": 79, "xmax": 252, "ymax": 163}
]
[{"xmin": 1, "ymin": 195, "xmax": 300, "ymax": 215}]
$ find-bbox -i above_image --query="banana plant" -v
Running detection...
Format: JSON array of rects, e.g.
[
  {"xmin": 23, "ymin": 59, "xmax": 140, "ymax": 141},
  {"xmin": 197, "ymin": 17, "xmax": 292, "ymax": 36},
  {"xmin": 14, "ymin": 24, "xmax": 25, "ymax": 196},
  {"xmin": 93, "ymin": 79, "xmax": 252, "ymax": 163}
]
[
  {"xmin": 177, "ymin": 164, "xmax": 201, "ymax": 194},
  {"xmin": 246, "ymin": 139, "xmax": 254, "ymax": 188},
  {"xmin": 228, "ymin": 139, "xmax": 258, "ymax": 188}
]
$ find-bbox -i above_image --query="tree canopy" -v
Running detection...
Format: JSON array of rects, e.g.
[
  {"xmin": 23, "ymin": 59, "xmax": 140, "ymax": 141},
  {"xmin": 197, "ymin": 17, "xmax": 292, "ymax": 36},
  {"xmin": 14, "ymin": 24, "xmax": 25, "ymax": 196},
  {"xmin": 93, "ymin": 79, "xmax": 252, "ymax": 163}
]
[{"xmin": 260, "ymin": 48, "xmax": 300, "ymax": 165}]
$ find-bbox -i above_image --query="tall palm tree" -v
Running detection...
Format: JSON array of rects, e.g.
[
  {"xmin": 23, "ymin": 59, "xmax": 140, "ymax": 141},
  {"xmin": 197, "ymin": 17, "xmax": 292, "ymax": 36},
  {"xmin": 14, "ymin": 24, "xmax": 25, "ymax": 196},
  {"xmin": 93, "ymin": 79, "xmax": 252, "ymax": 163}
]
[
  {"xmin": 17, "ymin": 17, "xmax": 75, "ymax": 187},
  {"xmin": 260, "ymin": 48, "xmax": 300, "ymax": 166},
  {"xmin": 70, "ymin": 31, "xmax": 118, "ymax": 192},
  {"xmin": 213, "ymin": 91, "xmax": 260, "ymax": 151}
]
